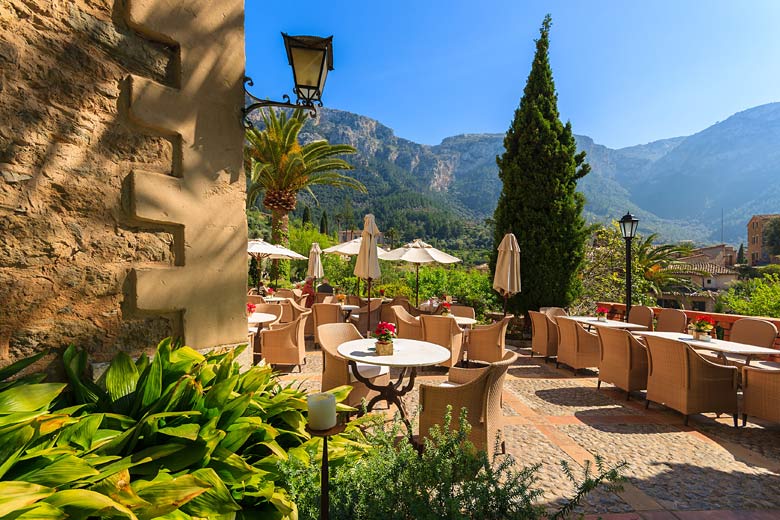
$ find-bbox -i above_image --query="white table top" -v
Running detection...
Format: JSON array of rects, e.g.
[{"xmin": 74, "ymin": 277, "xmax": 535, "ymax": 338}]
[
  {"xmin": 263, "ymin": 296, "xmax": 287, "ymax": 303},
  {"xmin": 338, "ymin": 338, "xmax": 450, "ymax": 367},
  {"xmin": 340, "ymin": 304, "xmax": 360, "ymax": 311},
  {"xmin": 248, "ymin": 312, "xmax": 278, "ymax": 325},
  {"xmin": 635, "ymin": 331, "xmax": 779, "ymax": 357},
  {"xmin": 567, "ymin": 316, "xmax": 648, "ymax": 330},
  {"xmin": 452, "ymin": 316, "xmax": 477, "ymax": 326}
]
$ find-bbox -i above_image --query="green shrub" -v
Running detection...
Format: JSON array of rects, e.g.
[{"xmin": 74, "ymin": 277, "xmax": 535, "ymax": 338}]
[
  {"xmin": 280, "ymin": 409, "xmax": 625, "ymax": 520},
  {"xmin": 717, "ymin": 273, "xmax": 780, "ymax": 318}
]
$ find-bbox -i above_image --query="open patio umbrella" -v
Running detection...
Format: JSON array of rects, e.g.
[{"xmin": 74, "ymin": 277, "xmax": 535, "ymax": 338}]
[
  {"xmin": 307, "ymin": 242, "xmax": 324, "ymax": 288},
  {"xmin": 323, "ymin": 237, "xmax": 383, "ymax": 295},
  {"xmin": 379, "ymin": 239, "xmax": 461, "ymax": 306},
  {"xmin": 354, "ymin": 214, "xmax": 381, "ymax": 335},
  {"xmin": 247, "ymin": 239, "xmax": 306, "ymax": 288},
  {"xmin": 493, "ymin": 233, "xmax": 521, "ymax": 315}
]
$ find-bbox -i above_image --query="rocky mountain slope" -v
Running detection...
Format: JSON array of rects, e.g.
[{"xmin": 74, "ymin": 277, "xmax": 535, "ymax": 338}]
[{"xmin": 249, "ymin": 102, "xmax": 780, "ymax": 246}]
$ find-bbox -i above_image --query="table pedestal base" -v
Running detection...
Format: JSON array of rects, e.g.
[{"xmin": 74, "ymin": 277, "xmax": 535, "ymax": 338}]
[{"xmin": 347, "ymin": 361, "xmax": 417, "ymax": 435}]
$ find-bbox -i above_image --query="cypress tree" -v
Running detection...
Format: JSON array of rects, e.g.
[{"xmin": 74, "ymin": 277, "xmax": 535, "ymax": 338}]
[
  {"xmin": 491, "ymin": 14, "xmax": 590, "ymax": 315},
  {"xmin": 736, "ymin": 243, "xmax": 745, "ymax": 264},
  {"xmin": 320, "ymin": 210, "xmax": 329, "ymax": 235},
  {"xmin": 302, "ymin": 205, "xmax": 311, "ymax": 225}
]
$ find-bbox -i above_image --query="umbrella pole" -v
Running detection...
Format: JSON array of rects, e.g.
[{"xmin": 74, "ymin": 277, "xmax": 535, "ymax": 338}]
[
  {"xmin": 415, "ymin": 264, "xmax": 420, "ymax": 307},
  {"xmin": 503, "ymin": 294, "xmax": 508, "ymax": 316},
  {"xmin": 366, "ymin": 278, "xmax": 372, "ymax": 336}
]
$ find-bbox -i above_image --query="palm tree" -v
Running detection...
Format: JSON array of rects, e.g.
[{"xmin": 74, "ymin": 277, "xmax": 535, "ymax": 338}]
[
  {"xmin": 245, "ymin": 108, "xmax": 365, "ymax": 279},
  {"xmin": 633, "ymin": 234, "xmax": 702, "ymax": 294}
]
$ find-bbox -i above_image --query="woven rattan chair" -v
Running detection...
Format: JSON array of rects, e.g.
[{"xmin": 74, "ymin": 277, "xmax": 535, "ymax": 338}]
[
  {"xmin": 467, "ymin": 317, "xmax": 511, "ymax": 363},
  {"xmin": 556, "ymin": 317, "xmax": 600, "ymax": 372},
  {"xmin": 596, "ymin": 327, "xmax": 648, "ymax": 400},
  {"xmin": 247, "ymin": 295, "xmax": 267, "ymax": 305},
  {"xmin": 322, "ymin": 295, "xmax": 337, "ymax": 304},
  {"xmin": 318, "ymin": 323, "xmax": 390, "ymax": 407},
  {"xmin": 392, "ymin": 305, "xmax": 422, "ymax": 340},
  {"xmin": 450, "ymin": 305, "xmax": 476, "ymax": 319},
  {"xmin": 529, "ymin": 310, "xmax": 558, "ymax": 360},
  {"xmin": 644, "ymin": 335, "xmax": 738, "ymax": 426},
  {"xmin": 347, "ymin": 295, "xmax": 362, "ymax": 306},
  {"xmin": 275, "ymin": 288, "xmax": 296, "ymax": 299},
  {"xmin": 313, "ymin": 303, "xmax": 343, "ymax": 347},
  {"xmin": 655, "ymin": 308, "xmax": 687, "ymax": 333},
  {"xmin": 543, "ymin": 307, "xmax": 568, "ymax": 323},
  {"xmin": 379, "ymin": 303, "xmax": 396, "ymax": 324},
  {"xmin": 314, "ymin": 292, "xmax": 329, "ymax": 304},
  {"xmin": 698, "ymin": 318, "xmax": 778, "ymax": 365},
  {"xmin": 349, "ymin": 299, "xmax": 383, "ymax": 336},
  {"xmin": 628, "ymin": 305, "xmax": 654, "ymax": 330},
  {"xmin": 420, "ymin": 315, "xmax": 464, "ymax": 368},
  {"xmin": 259, "ymin": 315, "xmax": 307, "ymax": 371},
  {"xmin": 419, "ymin": 351, "xmax": 517, "ymax": 458},
  {"xmin": 742, "ymin": 366, "xmax": 780, "ymax": 426}
]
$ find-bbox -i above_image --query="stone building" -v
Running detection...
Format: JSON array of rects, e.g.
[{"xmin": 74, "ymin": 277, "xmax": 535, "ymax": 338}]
[
  {"xmin": 747, "ymin": 214, "xmax": 780, "ymax": 266},
  {"xmin": 0, "ymin": 1, "xmax": 249, "ymax": 370}
]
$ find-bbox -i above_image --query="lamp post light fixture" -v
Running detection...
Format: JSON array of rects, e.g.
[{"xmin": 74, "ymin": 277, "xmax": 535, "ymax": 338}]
[
  {"xmin": 243, "ymin": 32, "xmax": 334, "ymax": 128},
  {"xmin": 619, "ymin": 211, "xmax": 640, "ymax": 319}
]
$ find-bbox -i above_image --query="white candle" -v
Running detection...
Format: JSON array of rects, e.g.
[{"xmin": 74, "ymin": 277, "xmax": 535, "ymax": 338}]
[{"xmin": 307, "ymin": 392, "xmax": 337, "ymax": 431}]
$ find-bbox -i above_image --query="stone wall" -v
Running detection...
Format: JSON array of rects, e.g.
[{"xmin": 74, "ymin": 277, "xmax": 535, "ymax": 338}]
[{"xmin": 0, "ymin": 0, "xmax": 248, "ymax": 371}]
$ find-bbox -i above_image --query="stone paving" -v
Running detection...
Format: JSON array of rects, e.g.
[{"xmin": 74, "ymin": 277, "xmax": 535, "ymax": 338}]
[{"xmin": 276, "ymin": 339, "xmax": 780, "ymax": 519}]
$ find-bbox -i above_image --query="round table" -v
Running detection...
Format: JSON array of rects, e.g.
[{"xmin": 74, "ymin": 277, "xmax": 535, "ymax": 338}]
[
  {"xmin": 340, "ymin": 303, "xmax": 360, "ymax": 321},
  {"xmin": 452, "ymin": 316, "xmax": 477, "ymax": 327},
  {"xmin": 263, "ymin": 296, "xmax": 287, "ymax": 303},
  {"xmin": 337, "ymin": 338, "xmax": 449, "ymax": 433},
  {"xmin": 248, "ymin": 312, "xmax": 278, "ymax": 326}
]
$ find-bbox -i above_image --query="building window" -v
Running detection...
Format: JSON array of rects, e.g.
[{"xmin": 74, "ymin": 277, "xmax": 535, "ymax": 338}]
[
  {"xmin": 692, "ymin": 301, "xmax": 706, "ymax": 311},
  {"xmin": 706, "ymin": 279, "xmax": 712, "ymax": 285}
]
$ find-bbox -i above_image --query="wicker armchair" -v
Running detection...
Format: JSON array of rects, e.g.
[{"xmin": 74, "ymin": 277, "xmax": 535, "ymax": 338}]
[
  {"xmin": 529, "ymin": 310, "xmax": 558, "ymax": 360},
  {"xmin": 543, "ymin": 307, "xmax": 568, "ymax": 323},
  {"xmin": 655, "ymin": 308, "xmax": 687, "ymax": 333},
  {"xmin": 275, "ymin": 288, "xmax": 296, "ymax": 299},
  {"xmin": 628, "ymin": 305, "xmax": 654, "ymax": 330},
  {"xmin": 419, "ymin": 351, "xmax": 517, "ymax": 458},
  {"xmin": 742, "ymin": 366, "xmax": 780, "ymax": 426},
  {"xmin": 347, "ymin": 295, "xmax": 362, "ymax": 306},
  {"xmin": 698, "ymin": 318, "xmax": 778, "ymax": 365},
  {"xmin": 313, "ymin": 303, "xmax": 344, "ymax": 347},
  {"xmin": 467, "ymin": 317, "xmax": 511, "ymax": 363},
  {"xmin": 420, "ymin": 315, "xmax": 464, "ymax": 368},
  {"xmin": 349, "ymin": 299, "xmax": 383, "ymax": 336},
  {"xmin": 259, "ymin": 315, "xmax": 307, "ymax": 371},
  {"xmin": 450, "ymin": 305, "xmax": 476, "ymax": 319},
  {"xmin": 644, "ymin": 335, "xmax": 738, "ymax": 426},
  {"xmin": 596, "ymin": 327, "xmax": 648, "ymax": 399},
  {"xmin": 247, "ymin": 295, "xmax": 267, "ymax": 305},
  {"xmin": 322, "ymin": 295, "xmax": 337, "ymax": 304},
  {"xmin": 556, "ymin": 317, "xmax": 600, "ymax": 372},
  {"xmin": 318, "ymin": 323, "xmax": 390, "ymax": 407},
  {"xmin": 392, "ymin": 305, "xmax": 422, "ymax": 340}
]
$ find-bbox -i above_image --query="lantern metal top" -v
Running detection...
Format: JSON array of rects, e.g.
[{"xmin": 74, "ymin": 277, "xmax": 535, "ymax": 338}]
[{"xmin": 619, "ymin": 212, "xmax": 639, "ymax": 239}]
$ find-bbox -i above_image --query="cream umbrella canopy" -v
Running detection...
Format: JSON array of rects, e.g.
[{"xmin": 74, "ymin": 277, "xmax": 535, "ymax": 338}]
[
  {"xmin": 353, "ymin": 214, "xmax": 382, "ymax": 334},
  {"xmin": 323, "ymin": 236, "xmax": 384, "ymax": 295},
  {"xmin": 379, "ymin": 239, "xmax": 461, "ymax": 306},
  {"xmin": 247, "ymin": 239, "xmax": 306, "ymax": 289},
  {"xmin": 307, "ymin": 242, "xmax": 324, "ymax": 288},
  {"xmin": 493, "ymin": 233, "xmax": 521, "ymax": 315}
]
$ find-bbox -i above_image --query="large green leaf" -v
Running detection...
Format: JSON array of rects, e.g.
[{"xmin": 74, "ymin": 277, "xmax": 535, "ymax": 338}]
[
  {"xmin": 132, "ymin": 350, "xmax": 163, "ymax": 417},
  {"xmin": 1, "ymin": 502, "xmax": 64, "ymax": 519},
  {"xmin": 57, "ymin": 413, "xmax": 103, "ymax": 450},
  {"xmin": 0, "ymin": 481, "xmax": 55, "ymax": 517},
  {"xmin": 11, "ymin": 454, "xmax": 99, "ymax": 487},
  {"xmin": 0, "ymin": 425, "xmax": 35, "ymax": 479},
  {"xmin": 44, "ymin": 489, "xmax": 137, "ymax": 519},
  {"xmin": 134, "ymin": 473, "xmax": 213, "ymax": 520},
  {"xmin": 158, "ymin": 423, "xmax": 200, "ymax": 441},
  {"xmin": 105, "ymin": 351, "xmax": 140, "ymax": 413},
  {"xmin": 179, "ymin": 468, "xmax": 241, "ymax": 517},
  {"xmin": 90, "ymin": 469, "xmax": 151, "ymax": 510},
  {"xmin": 0, "ymin": 383, "xmax": 66, "ymax": 413},
  {"xmin": 203, "ymin": 375, "xmax": 238, "ymax": 410},
  {"xmin": 0, "ymin": 349, "xmax": 49, "ymax": 382},
  {"xmin": 62, "ymin": 345, "xmax": 106, "ymax": 405}
]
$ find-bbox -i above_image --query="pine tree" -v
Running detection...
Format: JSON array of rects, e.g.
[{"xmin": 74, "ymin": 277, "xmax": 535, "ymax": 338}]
[
  {"xmin": 491, "ymin": 14, "xmax": 590, "ymax": 314},
  {"xmin": 737, "ymin": 243, "xmax": 745, "ymax": 264},
  {"xmin": 320, "ymin": 210, "xmax": 329, "ymax": 235}
]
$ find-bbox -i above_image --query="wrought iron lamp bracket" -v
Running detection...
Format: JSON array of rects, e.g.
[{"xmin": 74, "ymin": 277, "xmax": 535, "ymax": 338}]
[{"xmin": 242, "ymin": 76, "xmax": 319, "ymax": 128}]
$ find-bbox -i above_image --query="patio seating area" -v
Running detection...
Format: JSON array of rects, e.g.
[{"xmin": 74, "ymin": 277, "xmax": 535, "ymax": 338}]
[{"xmin": 277, "ymin": 334, "xmax": 780, "ymax": 518}]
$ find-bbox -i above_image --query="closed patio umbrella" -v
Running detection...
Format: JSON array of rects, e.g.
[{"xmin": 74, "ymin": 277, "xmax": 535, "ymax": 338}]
[
  {"xmin": 379, "ymin": 239, "xmax": 461, "ymax": 306},
  {"xmin": 354, "ymin": 214, "xmax": 381, "ymax": 335},
  {"xmin": 323, "ymin": 236, "xmax": 383, "ymax": 295},
  {"xmin": 307, "ymin": 242, "xmax": 324, "ymax": 287},
  {"xmin": 493, "ymin": 233, "xmax": 521, "ymax": 315}
]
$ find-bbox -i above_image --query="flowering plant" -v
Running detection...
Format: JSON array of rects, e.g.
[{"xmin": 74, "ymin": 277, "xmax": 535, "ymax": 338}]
[
  {"xmin": 379, "ymin": 289, "xmax": 385, "ymax": 296},
  {"xmin": 246, "ymin": 302, "xmax": 256, "ymax": 315},
  {"xmin": 267, "ymin": 287, "xmax": 275, "ymax": 295},
  {"xmin": 336, "ymin": 293, "xmax": 346, "ymax": 303},
  {"xmin": 596, "ymin": 307, "xmax": 608, "ymax": 317},
  {"xmin": 692, "ymin": 315, "xmax": 716, "ymax": 332},
  {"xmin": 441, "ymin": 302, "xmax": 452, "ymax": 310},
  {"xmin": 373, "ymin": 321, "xmax": 397, "ymax": 342}
]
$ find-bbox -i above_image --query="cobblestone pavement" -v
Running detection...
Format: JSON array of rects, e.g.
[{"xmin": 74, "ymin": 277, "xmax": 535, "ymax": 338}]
[{"xmin": 277, "ymin": 339, "xmax": 780, "ymax": 519}]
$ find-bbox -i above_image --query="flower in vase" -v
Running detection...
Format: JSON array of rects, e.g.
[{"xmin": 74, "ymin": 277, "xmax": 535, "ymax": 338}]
[
  {"xmin": 596, "ymin": 306, "xmax": 608, "ymax": 317},
  {"xmin": 373, "ymin": 321, "xmax": 397, "ymax": 342},
  {"xmin": 246, "ymin": 302, "xmax": 256, "ymax": 315},
  {"xmin": 692, "ymin": 315, "xmax": 716, "ymax": 332}
]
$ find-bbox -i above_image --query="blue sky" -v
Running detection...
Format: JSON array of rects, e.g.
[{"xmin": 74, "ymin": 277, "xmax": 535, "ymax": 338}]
[{"xmin": 245, "ymin": 1, "xmax": 780, "ymax": 149}]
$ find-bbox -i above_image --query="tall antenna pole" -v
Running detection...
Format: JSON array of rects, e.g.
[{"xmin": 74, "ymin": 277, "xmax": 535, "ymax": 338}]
[{"xmin": 721, "ymin": 208, "xmax": 724, "ymax": 243}]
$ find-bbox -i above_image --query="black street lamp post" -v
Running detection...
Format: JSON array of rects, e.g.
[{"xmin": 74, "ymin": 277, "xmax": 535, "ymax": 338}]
[
  {"xmin": 243, "ymin": 33, "xmax": 334, "ymax": 127},
  {"xmin": 619, "ymin": 212, "xmax": 639, "ymax": 320}
]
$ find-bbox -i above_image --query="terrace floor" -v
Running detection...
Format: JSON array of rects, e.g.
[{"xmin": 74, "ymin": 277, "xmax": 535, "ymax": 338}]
[{"xmin": 277, "ymin": 339, "xmax": 780, "ymax": 519}]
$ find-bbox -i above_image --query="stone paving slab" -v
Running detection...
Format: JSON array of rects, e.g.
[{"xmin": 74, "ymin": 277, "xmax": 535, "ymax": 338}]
[{"xmin": 275, "ymin": 338, "xmax": 780, "ymax": 518}]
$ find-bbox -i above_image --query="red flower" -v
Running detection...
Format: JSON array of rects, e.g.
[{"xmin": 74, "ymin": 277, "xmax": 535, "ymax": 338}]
[
  {"xmin": 692, "ymin": 315, "xmax": 716, "ymax": 332},
  {"xmin": 596, "ymin": 307, "xmax": 609, "ymax": 316},
  {"xmin": 267, "ymin": 288, "xmax": 275, "ymax": 295},
  {"xmin": 379, "ymin": 289, "xmax": 385, "ymax": 296},
  {"xmin": 441, "ymin": 302, "xmax": 452, "ymax": 310},
  {"xmin": 373, "ymin": 321, "xmax": 397, "ymax": 341},
  {"xmin": 246, "ymin": 302, "xmax": 256, "ymax": 314}
]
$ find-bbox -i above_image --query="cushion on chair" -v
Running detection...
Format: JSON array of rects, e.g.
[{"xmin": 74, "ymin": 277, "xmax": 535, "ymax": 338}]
[
  {"xmin": 348, "ymin": 362, "xmax": 390, "ymax": 382},
  {"xmin": 438, "ymin": 381, "xmax": 460, "ymax": 388},
  {"xmin": 751, "ymin": 360, "xmax": 780, "ymax": 371}
]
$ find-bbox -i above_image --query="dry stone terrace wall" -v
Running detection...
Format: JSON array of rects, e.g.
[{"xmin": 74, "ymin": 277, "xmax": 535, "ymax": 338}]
[{"xmin": 0, "ymin": 0, "xmax": 248, "ymax": 370}]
